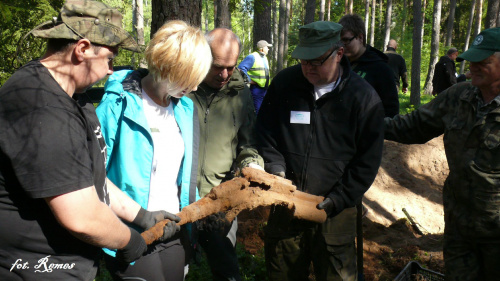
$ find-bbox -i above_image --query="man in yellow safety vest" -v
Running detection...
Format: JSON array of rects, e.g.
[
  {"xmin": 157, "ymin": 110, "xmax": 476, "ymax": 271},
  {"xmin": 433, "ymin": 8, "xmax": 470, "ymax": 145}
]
[{"xmin": 238, "ymin": 40, "xmax": 272, "ymax": 113}]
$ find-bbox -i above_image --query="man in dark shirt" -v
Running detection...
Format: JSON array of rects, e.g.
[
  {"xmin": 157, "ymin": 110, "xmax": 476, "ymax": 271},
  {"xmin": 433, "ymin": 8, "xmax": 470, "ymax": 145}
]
[
  {"xmin": 432, "ymin": 48, "xmax": 460, "ymax": 95},
  {"xmin": 257, "ymin": 21, "xmax": 384, "ymax": 281},
  {"xmin": 385, "ymin": 39, "xmax": 409, "ymax": 94},
  {"xmin": 0, "ymin": 1, "xmax": 179, "ymax": 280},
  {"xmin": 339, "ymin": 14, "xmax": 399, "ymax": 117}
]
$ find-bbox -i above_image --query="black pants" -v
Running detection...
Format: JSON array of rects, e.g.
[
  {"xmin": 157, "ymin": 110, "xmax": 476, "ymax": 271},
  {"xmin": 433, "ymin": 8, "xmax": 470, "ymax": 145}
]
[
  {"xmin": 198, "ymin": 219, "xmax": 241, "ymax": 281},
  {"xmin": 105, "ymin": 238, "xmax": 185, "ymax": 281}
]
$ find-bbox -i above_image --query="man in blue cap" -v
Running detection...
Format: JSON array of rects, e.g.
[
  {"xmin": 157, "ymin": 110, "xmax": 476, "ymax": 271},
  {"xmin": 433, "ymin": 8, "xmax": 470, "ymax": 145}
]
[
  {"xmin": 256, "ymin": 21, "xmax": 384, "ymax": 281},
  {"xmin": 385, "ymin": 27, "xmax": 500, "ymax": 280}
]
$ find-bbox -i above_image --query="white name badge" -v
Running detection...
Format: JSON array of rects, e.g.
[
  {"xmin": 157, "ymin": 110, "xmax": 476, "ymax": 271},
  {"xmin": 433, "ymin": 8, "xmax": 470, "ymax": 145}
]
[{"xmin": 290, "ymin": 111, "xmax": 311, "ymax": 124}]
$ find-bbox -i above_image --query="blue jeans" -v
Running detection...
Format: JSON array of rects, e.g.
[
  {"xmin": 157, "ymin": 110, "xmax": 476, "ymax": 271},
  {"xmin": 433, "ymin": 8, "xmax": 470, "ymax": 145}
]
[{"xmin": 250, "ymin": 85, "xmax": 268, "ymax": 114}]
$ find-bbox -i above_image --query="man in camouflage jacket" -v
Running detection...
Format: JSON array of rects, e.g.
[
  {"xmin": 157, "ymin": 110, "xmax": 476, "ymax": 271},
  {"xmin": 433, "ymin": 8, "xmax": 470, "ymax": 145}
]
[{"xmin": 385, "ymin": 28, "xmax": 500, "ymax": 281}]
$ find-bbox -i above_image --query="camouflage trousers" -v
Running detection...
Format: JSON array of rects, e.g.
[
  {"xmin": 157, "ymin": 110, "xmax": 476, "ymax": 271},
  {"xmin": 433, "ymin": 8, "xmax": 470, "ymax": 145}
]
[
  {"xmin": 264, "ymin": 206, "xmax": 358, "ymax": 281},
  {"xmin": 443, "ymin": 231, "xmax": 500, "ymax": 281}
]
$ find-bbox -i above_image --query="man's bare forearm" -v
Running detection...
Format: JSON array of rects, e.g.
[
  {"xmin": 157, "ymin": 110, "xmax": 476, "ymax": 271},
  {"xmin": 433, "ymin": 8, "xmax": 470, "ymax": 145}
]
[
  {"xmin": 107, "ymin": 178, "xmax": 141, "ymax": 223},
  {"xmin": 45, "ymin": 186, "xmax": 131, "ymax": 250}
]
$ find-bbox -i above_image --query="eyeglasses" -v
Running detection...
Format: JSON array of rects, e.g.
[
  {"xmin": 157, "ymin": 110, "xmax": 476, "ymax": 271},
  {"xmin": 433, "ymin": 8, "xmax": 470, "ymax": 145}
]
[
  {"xmin": 298, "ymin": 49, "xmax": 336, "ymax": 66},
  {"xmin": 341, "ymin": 35, "xmax": 357, "ymax": 45}
]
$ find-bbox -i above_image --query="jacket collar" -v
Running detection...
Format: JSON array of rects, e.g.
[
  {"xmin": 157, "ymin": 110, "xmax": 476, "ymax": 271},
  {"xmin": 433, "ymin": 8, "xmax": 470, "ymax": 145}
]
[
  {"xmin": 336, "ymin": 55, "xmax": 352, "ymax": 93},
  {"xmin": 197, "ymin": 70, "xmax": 246, "ymax": 97},
  {"xmin": 122, "ymin": 68, "xmax": 148, "ymax": 96}
]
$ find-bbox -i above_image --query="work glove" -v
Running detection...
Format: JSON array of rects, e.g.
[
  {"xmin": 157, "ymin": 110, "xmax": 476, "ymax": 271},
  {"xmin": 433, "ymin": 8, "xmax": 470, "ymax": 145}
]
[
  {"xmin": 248, "ymin": 163, "xmax": 264, "ymax": 171},
  {"xmin": 196, "ymin": 212, "xmax": 231, "ymax": 233},
  {"xmin": 317, "ymin": 197, "xmax": 335, "ymax": 217},
  {"xmin": 133, "ymin": 207, "xmax": 181, "ymax": 230},
  {"xmin": 115, "ymin": 228, "xmax": 147, "ymax": 264},
  {"xmin": 133, "ymin": 208, "xmax": 181, "ymax": 242},
  {"xmin": 273, "ymin": 171, "xmax": 285, "ymax": 178}
]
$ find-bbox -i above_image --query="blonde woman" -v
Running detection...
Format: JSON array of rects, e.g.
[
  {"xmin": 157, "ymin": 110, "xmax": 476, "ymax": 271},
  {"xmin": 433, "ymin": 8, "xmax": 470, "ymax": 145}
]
[{"xmin": 96, "ymin": 20, "xmax": 212, "ymax": 280}]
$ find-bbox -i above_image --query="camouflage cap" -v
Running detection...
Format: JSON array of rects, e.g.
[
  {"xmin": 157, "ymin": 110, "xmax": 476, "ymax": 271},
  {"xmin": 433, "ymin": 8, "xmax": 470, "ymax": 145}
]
[{"xmin": 31, "ymin": 0, "xmax": 140, "ymax": 52}]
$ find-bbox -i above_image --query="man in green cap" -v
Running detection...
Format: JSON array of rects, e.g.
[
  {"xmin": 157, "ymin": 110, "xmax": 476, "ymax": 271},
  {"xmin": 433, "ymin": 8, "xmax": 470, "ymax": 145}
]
[
  {"xmin": 0, "ymin": 1, "xmax": 180, "ymax": 280},
  {"xmin": 256, "ymin": 21, "xmax": 384, "ymax": 280},
  {"xmin": 385, "ymin": 27, "xmax": 500, "ymax": 280}
]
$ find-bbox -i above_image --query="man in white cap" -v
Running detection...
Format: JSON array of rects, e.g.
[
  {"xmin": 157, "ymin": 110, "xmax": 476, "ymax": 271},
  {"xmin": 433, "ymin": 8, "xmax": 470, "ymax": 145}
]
[
  {"xmin": 385, "ymin": 27, "xmax": 500, "ymax": 280},
  {"xmin": 238, "ymin": 39, "xmax": 272, "ymax": 113}
]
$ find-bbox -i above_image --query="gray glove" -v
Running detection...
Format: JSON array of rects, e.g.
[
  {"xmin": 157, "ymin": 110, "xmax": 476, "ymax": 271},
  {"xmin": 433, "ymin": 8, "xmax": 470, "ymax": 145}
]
[
  {"xmin": 115, "ymin": 228, "xmax": 147, "ymax": 263},
  {"xmin": 317, "ymin": 197, "xmax": 335, "ymax": 217},
  {"xmin": 133, "ymin": 208, "xmax": 181, "ymax": 242},
  {"xmin": 273, "ymin": 171, "xmax": 285, "ymax": 178}
]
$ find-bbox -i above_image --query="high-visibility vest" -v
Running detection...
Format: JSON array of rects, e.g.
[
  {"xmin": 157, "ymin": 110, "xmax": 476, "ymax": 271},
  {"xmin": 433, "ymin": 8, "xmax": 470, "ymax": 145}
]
[{"xmin": 247, "ymin": 52, "xmax": 270, "ymax": 88}]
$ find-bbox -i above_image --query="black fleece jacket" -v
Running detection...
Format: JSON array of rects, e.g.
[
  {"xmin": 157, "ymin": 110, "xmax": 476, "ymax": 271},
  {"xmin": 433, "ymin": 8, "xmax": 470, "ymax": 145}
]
[
  {"xmin": 432, "ymin": 55, "xmax": 457, "ymax": 94},
  {"xmin": 351, "ymin": 45, "xmax": 399, "ymax": 117},
  {"xmin": 256, "ymin": 57, "xmax": 385, "ymax": 216}
]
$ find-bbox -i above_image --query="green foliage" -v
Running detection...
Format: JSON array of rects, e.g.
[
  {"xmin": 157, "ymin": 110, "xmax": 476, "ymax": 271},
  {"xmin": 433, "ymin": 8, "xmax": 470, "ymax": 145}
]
[
  {"xmin": 398, "ymin": 91, "xmax": 434, "ymax": 115},
  {"xmin": 94, "ymin": 258, "xmax": 113, "ymax": 281},
  {"xmin": 186, "ymin": 243, "xmax": 268, "ymax": 281},
  {"xmin": 0, "ymin": 0, "xmax": 151, "ymax": 86},
  {"xmin": 0, "ymin": 0, "xmax": 63, "ymax": 85},
  {"xmin": 185, "ymin": 251, "xmax": 212, "ymax": 281}
]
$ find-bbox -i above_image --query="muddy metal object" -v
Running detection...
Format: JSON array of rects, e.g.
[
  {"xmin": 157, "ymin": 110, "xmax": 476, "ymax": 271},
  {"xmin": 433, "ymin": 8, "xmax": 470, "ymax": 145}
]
[{"xmin": 141, "ymin": 167, "xmax": 327, "ymax": 245}]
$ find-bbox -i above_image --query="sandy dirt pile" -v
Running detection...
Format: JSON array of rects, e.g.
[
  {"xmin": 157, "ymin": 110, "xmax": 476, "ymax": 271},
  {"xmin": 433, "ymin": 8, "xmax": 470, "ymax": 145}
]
[{"xmin": 365, "ymin": 136, "xmax": 448, "ymax": 234}]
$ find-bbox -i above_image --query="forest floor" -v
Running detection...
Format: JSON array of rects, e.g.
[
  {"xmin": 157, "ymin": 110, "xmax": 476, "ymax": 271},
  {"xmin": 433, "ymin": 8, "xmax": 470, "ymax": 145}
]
[{"xmin": 236, "ymin": 136, "xmax": 448, "ymax": 281}]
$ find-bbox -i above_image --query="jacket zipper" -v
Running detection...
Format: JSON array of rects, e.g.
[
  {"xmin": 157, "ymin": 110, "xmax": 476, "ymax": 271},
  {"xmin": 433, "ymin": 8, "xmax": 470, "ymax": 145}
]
[
  {"xmin": 199, "ymin": 92, "xmax": 216, "ymax": 186},
  {"xmin": 300, "ymin": 103, "xmax": 317, "ymax": 190}
]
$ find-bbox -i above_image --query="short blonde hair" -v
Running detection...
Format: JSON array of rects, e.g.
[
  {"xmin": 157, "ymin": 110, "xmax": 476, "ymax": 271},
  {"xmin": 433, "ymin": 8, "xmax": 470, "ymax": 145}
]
[{"xmin": 145, "ymin": 20, "xmax": 212, "ymax": 92}]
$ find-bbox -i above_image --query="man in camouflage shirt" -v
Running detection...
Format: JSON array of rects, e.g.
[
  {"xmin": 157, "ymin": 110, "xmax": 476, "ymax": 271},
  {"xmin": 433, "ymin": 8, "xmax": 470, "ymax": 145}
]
[{"xmin": 385, "ymin": 27, "xmax": 500, "ymax": 281}]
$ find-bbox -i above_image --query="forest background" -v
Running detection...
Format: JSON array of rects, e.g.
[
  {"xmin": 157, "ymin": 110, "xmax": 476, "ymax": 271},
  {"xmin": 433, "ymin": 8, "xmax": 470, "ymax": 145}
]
[
  {"xmin": 1, "ymin": 0, "xmax": 500, "ymax": 108},
  {"xmin": 2, "ymin": 1, "xmax": 499, "ymax": 280}
]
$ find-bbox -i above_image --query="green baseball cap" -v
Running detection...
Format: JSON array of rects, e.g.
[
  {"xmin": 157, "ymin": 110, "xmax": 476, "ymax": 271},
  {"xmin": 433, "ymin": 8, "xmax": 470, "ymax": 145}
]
[
  {"xmin": 457, "ymin": 27, "xmax": 500, "ymax": 62},
  {"xmin": 30, "ymin": 0, "xmax": 141, "ymax": 52},
  {"xmin": 291, "ymin": 21, "xmax": 343, "ymax": 60}
]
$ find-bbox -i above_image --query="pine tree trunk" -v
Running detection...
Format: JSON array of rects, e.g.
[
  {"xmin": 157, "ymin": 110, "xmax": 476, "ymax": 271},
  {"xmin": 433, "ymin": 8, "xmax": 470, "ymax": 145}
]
[
  {"xmin": 497, "ymin": 6, "xmax": 500, "ymax": 26},
  {"xmin": 327, "ymin": 0, "xmax": 331, "ymax": 21},
  {"xmin": 319, "ymin": 0, "xmax": 325, "ymax": 21},
  {"xmin": 420, "ymin": 0, "xmax": 427, "ymax": 49},
  {"xmin": 133, "ymin": 0, "xmax": 146, "ymax": 68},
  {"xmin": 461, "ymin": 0, "xmax": 476, "ymax": 74},
  {"xmin": 485, "ymin": 0, "xmax": 499, "ymax": 28},
  {"xmin": 423, "ymin": 0, "xmax": 442, "ymax": 96},
  {"xmin": 204, "ymin": 0, "xmax": 209, "ymax": 32},
  {"xmin": 474, "ymin": 0, "xmax": 483, "ymax": 37},
  {"xmin": 411, "ymin": 0, "xmax": 423, "ymax": 107},
  {"xmin": 445, "ymin": 0, "xmax": 457, "ymax": 47},
  {"xmin": 272, "ymin": 0, "xmax": 278, "ymax": 74},
  {"xmin": 253, "ymin": 0, "xmax": 272, "ymax": 48},
  {"xmin": 277, "ymin": 0, "xmax": 286, "ymax": 72},
  {"xmin": 365, "ymin": 0, "xmax": 370, "ymax": 35},
  {"xmin": 284, "ymin": 0, "xmax": 291, "ymax": 68},
  {"xmin": 151, "ymin": 0, "xmax": 202, "ymax": 36},
  {"xmin": 401, "ymin": 0, "xmax": 407, "ymax": 47},
  {"xmin": 215, "ymin": 0, "xmax": 231, "ymax": 29},
  {"xmin": 383, "ymin": 0, "xmax": 392, "ymax": 51},
  {"xmin": 305, "ymin": 0, "xmax": 316, "ymax": 24},
  {"xmin": 370, "ymin": 0, "xmax": 376, "ymax": 46}
]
